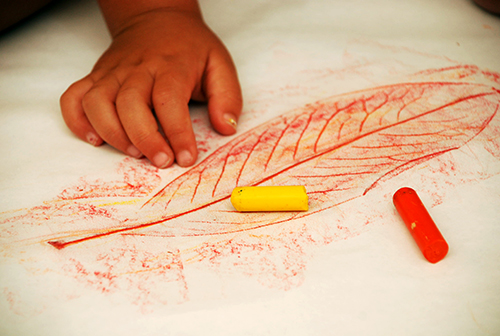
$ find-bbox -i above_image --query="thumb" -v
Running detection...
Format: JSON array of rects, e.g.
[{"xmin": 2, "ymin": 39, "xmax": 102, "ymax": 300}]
[{"xmin": 203, "ymin": 47, "xmax": 243, "ymax": 135}]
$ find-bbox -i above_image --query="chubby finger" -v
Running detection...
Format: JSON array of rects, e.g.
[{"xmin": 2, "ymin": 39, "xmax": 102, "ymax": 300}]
[
  {"xmin": 81, "ymin": 76, "xmax": 142, "ymax": 158},
  {"xmin": 115, "ymin": 72, "xmax": 175, "ymax": 169},
  {"xmin": 204, "ymin": 48, "xmax": 243, "ymax": 136},
  {"xmin": 153, "ymin": 71, "xmax": 198, "ymax": 167},
  {"xmin": 60, "ymin": 77, "xmax": 103, "ymax": 146}
]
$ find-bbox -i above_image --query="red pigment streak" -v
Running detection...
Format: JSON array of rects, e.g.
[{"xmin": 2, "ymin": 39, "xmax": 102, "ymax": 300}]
[
  {"xmin": 293, "ymin": 171, "xmax": 375, "ymax": 178},
  {"xmin": 394, "ymin": 88, "xmax": 414, "ymax": 121},
  {"xmin": 413, "ymin": 65, "xmax": 500, "ymax": 87},
  {"xmin": 45, "ymin": 82, "xmax": 499, "ymax": 249},
  {"xmin": 416, "ymin": 65, "xmax": 480, "ymax": 79},
  {"xmin": 314, "ymin": 101, "xmax": 357, "ymax": 152},
  {"xmin": 4, "ymin": 65, "xmax": 500, "ymax": 312},
  {"xmin": 264, "ymin": 114, "xmax": 302, "ymax": 170},
  {"xmin": 210, "ymin": 142, "xmax": 238, "ymax": 198},
  {"xmin": 293, "ymin": 113, "xmax": 314, "ymax": 160},
  {"xmin": 122, "ymin": 196, "xmax": 358, "ymax": 240},
  {"xmin": 236, "ymin": 128, "xmax": 271, "ymax": 186},
  {"xmin": 190, "ymin": 170, "xmax": 203, "ymax": 203},
  {"xmin": 59, "ymin": 158, "xmax": 161, "ymax": 200},
  {"xmin": 57, "ymin": 249, "xmax": 189, "ymax": 308},
  {"xmin": 47, "ymin": 196, "xmax": 229, "ymax": 249},
  {"xmin": 362, "ymin": 148, "xmax": 458, "ymax": 196},
  {"xmin": 353, "ymin": 141, "xmax": 440, "ymax": 149}
]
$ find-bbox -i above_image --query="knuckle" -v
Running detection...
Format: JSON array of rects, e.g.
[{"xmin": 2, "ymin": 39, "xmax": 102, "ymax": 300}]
[
  {"xmin": 101, "ymin": 126, "xmax": 126, "ymax": 146},
  {"xmin": 226, "ymin": 93, "xmax": 244, "ymax": 111},
  {"xmin": 152, "ymin": 77, "xmax": 190, "ymax": 106},
  {"xmin": 131, "ymin": 130, "xmax": 158, "ymax": 149},
  {"xmin": 59, "ymin": 91, "xmax": 71, "ymax": 109},
  {"xmin": 142, "ymin": 51, "xmax": 164, "ymax": 66},
  {"xmin": 152, "ymin": 91, "xmax": 169, "ymax": 106},
  {"xmin": 116, "ymin": 86, "xmax": 139, "ymax": 105},
  {"xmin": 165, "ymin": 124, "xmax": 190, "ymax": 139},
  {"xmin": 152, "ymin": 88, "xmax": 188, "ymax": 108},
  {"xmin": 81, "ymin": 87, "xmax": 102, "ymax": 109},
  {"xmin": 60, "ymin": 81, "xmax": 84, "ymax": 107},
  {"xmin": 125, "ymin": 121, "xmax": 159, "ymax": 147},
  {"xmin": 141, "ymin": 50, "xmax": 178, "ymax": 69}
]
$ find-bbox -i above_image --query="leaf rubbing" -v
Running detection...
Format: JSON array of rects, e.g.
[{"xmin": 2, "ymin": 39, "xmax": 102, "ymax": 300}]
[{"xmin": 48, "ymin": 82, "xmax": 500, "ymax": 248}]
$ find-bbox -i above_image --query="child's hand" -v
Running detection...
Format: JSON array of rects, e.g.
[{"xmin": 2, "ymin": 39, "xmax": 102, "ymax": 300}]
[{"xmin": 60, "ymin": 1, "xmax": 242, "ymax": 168}]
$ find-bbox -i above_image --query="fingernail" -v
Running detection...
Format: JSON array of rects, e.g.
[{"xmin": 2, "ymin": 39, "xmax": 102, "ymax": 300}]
[
  {"xmin": 153, "ymin": 152, "xmax": 171, "ymax": 169},
  {"xmin": 176, "ymin": 150, "xmax": 193, "ymax": 167},
  {"xmin": 223, "ymin": 113, "xmax": 238, "ymax": 130},
  {"xmin": 86, "ymin": 132, "xmax": 99, "ymax": 146},
  {"xmin": 127, "ymin": 145, "xmax": 142, "ymax": 158}
]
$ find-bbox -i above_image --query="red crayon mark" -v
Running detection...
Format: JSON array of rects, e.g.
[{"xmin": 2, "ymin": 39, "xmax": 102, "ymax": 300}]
[
  {"xmin": 1, "ymin": 63, "xmax": 500, "ymax": 311},
  {"xmin": 393, "ymin": 187, "xmax": 449, "ymax": 263},
  {"xmin": 47, "ymin": 81, "xmax": 500, "ymax": 249}
]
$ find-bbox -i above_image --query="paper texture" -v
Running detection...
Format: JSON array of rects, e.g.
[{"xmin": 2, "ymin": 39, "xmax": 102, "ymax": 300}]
[{"xmin": 1, "ymin": 0, "xmax": 499, "ymax": 335}]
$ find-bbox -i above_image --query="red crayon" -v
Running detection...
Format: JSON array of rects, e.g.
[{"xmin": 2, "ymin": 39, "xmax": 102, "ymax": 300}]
[{"xmin": 393, "ymin": 187, "xmax": 449, "ymax": 263}]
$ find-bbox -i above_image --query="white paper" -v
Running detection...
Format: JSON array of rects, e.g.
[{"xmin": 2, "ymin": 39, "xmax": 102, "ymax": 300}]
[{"xmin": 1, "ymin": 0, "xmax": 499, "ymax": 335}]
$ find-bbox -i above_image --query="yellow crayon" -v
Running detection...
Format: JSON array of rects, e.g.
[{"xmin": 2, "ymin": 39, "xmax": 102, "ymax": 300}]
[{"xmin": 230, "ymin": 186, "xmax": 308, "ymax": 212}]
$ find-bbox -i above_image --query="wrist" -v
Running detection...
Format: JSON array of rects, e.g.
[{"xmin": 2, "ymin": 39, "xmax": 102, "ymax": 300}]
[{"xmin": 97, "ymin": 0, "xmax": 202, "ymax": 37}]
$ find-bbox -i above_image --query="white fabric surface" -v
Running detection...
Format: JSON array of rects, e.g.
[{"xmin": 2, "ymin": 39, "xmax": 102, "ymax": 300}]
[{"xmin": 1, "ymin": 0, "xmax": 499, "ymax": 335}]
